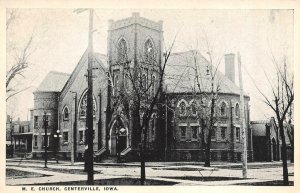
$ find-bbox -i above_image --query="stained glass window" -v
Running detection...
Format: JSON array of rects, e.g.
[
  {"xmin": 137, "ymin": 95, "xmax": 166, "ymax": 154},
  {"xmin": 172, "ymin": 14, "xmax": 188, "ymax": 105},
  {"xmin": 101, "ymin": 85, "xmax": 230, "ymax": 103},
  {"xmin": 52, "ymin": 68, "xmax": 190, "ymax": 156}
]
[
  {"xmin": 142, "ymin": 74, "xmax": 147, "ymax": 89},
  {"xmin": 179, "ymin": 102, "xmax": 186, "ymax": 115},
  {"xmin": 114, "ymin": 74, "xmax": 119, "ymax": 92},
  {"xmin": 220, "ymin": 102, "xmax": 227, "ymax": 116},
  {"xmin": 235, "ymin": 103, "xmax": 240, "ymax": 117},
  {"xmin": 118, "ymin": 39, "xmax": 127, "ymax": 62},
  {"xmin": 144, "ymin": 39, "xmax": 154, "ymax": 63},
  {"xmin": 79, "ymin": 93, "xmax": 96, "ymax": 118},
  {"xmin": 63, "ymin": 106, "xmax": 69, "ymax": 120}
]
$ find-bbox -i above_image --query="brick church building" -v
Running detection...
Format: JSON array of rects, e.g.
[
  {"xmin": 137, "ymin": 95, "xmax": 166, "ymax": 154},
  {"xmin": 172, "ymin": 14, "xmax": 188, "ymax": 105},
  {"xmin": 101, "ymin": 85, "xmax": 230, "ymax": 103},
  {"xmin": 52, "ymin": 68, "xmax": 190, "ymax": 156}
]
[{"xmin": 31, "ymin": 13, "xmax": 253, "ymax": 162}]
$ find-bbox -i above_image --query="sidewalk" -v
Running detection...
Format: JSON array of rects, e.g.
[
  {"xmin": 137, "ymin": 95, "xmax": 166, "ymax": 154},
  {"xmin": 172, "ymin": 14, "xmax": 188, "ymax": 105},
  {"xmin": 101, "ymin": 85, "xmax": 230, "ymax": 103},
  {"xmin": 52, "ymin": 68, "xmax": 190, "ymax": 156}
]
[
  {"xmin": 6, "ymin": 158, "xmax": 294, "ymax": 186},
  {"xmin": 6, "ymin": 157, "xmax": 289, "ymax": 168}
]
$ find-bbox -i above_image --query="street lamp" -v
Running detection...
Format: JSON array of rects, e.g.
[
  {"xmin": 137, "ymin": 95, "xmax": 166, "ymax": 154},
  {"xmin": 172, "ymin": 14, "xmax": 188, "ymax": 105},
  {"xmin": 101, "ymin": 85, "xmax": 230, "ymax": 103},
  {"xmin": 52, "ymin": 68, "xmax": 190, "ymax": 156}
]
[
  {"xmin": 43, "ymin": 111, "xmax": 51, "ymax": 168},
  {"xmin": 53, "ymin": 129, "xmax": 62, "ymax": 163}
]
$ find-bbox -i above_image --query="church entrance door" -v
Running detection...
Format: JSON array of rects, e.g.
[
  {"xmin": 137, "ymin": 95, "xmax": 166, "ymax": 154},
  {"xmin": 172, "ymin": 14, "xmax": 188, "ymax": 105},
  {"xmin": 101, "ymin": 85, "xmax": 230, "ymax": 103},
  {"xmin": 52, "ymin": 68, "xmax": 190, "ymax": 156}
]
[{"xmin": 109, "ymin": 118, "xmax": 128, "ymax": 156}]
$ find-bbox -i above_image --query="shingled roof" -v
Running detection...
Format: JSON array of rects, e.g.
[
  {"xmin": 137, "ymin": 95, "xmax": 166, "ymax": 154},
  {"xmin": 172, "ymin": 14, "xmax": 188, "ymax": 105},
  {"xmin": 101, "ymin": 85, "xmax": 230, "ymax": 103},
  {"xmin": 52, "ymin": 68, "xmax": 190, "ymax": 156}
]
[
  {"xmin": 35, "ymin": 71, "xmax": 70, "ymax": 92},
  {"xmin": 165, "ymin": 50, "xmax": 244, "ymax": 96},
  {"xmin": 35, "ymin": 52, "xmax": 107, "ymax": 94}
]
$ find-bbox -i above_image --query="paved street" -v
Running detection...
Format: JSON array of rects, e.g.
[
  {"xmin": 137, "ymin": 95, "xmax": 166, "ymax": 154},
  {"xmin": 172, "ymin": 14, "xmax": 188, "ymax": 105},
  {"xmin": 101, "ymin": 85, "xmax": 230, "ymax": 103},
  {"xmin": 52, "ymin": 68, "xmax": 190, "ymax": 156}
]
[{"xmin": 6, "ymin": 158, "xmax": 294, "ymax": 186}]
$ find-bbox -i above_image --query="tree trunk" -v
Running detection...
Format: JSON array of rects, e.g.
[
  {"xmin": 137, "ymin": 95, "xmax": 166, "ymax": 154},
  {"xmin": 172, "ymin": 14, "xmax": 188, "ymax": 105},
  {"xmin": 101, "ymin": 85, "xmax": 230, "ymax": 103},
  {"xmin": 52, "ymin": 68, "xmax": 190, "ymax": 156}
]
[
  {"xmin": 204, "ymin": 145, "xmax": 211, "ymax": 167},
  {"xmin": 278, "ymin": 121, "xmax": 289, "ymax": 185},
  {"xmin": 140, "ymin": 145, "xmax": 145, "ymax": 185},
  {"xmin": 276, "ymin": 130, "xmax": 280, "ymax": 161},
  {"xmin": 204, "ymin": 96, "xmax": 215, "ymax": 167},
  {"xmin": 200, "ymin": 119, "xmax": 205, "ymax": 162}
]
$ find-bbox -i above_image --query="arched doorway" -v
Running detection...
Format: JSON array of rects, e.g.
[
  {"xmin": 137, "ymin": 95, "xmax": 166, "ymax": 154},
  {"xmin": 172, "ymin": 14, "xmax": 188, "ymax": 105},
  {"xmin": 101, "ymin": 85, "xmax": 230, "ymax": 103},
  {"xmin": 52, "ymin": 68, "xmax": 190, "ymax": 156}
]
[
  {"xmin": 109, "ymin": 117, "xmax": 128, "ymax": 156},
  {"xmin": 272, "ymin": 138, "xmax": 277, "ymax": 161}
]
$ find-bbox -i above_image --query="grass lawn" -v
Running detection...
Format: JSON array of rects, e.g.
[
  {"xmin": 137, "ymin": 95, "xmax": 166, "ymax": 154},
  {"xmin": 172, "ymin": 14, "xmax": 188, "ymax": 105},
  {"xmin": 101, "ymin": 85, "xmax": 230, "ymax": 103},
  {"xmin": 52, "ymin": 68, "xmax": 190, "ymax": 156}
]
[
  {"xmin": 9, "ymin": 165, "xmax": 102, "ymax": 175},
  {"xmin": 22, "ymin": 178, "xmax": 178, "ymax": 185},
  {"xmin": 6, "ymin": 168, "xmax": 51, "ymax": 179},
  {"xmin": 39, "ymin": 168, "xmax": 102, "ymax": 175}
]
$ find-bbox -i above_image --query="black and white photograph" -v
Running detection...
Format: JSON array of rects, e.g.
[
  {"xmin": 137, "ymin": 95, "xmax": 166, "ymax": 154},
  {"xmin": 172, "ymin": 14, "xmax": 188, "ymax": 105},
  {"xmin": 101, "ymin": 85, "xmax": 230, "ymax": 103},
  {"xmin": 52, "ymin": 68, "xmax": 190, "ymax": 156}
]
[{"xmin": 2, "ymin": 0, "xmax": 298, "ymax": 191}]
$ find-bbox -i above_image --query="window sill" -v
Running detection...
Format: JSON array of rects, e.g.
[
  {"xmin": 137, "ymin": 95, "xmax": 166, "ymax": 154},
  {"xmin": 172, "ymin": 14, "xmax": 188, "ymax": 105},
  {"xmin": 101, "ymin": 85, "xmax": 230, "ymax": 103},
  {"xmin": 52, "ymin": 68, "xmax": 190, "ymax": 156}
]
[
  {"xmin": 79, "ymin": 116, "xmax": 96, "ymax": 120},
  {"xmin": 62, "ymin": 142, "xmax": 69, "ymax": 146},
  {"xmin": 63, "ymin": 118, "xmax": 69, "ymax": 121}
]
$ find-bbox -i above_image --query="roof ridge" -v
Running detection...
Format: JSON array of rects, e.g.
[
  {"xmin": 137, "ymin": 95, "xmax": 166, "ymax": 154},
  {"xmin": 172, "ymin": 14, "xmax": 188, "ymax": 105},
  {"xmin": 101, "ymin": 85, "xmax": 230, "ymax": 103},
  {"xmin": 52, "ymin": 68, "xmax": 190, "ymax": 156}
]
[
  {"xmin": 48, "ymin": 71, "xmax": 70, "ymax": 76},
  {"xmin": 170, "ymin": 50, "xmax": 200, "ymax": 55}
]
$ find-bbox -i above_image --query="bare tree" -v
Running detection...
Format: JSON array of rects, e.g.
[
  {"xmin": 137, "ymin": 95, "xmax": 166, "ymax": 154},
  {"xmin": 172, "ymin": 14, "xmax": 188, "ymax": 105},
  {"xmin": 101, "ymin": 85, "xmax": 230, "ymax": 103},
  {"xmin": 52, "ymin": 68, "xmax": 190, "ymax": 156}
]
[
  {"xmin": 168, "ymin": 33, "xmax": 223, "ymax": 167},
  {"xmin": 107, "ymin": 36, "xmax": 176, "ymax": 185},
  {"xmin": 190, "ymin": 48, "xmax": 222, "ymax": 167},
  {"xmin": 252, "ymin": 54, "xmax": 294, "ymax": 185},
  {"xmin": 6, "ymin": 10, "xmax": 34, "ymax": 101}
]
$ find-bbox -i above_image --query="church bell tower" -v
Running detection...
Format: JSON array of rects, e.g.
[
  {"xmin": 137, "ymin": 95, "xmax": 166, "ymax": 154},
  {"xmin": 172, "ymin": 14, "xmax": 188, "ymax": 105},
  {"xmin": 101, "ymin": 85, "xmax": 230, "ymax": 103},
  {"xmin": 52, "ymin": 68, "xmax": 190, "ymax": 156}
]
[{"xmin": 106, "ymin": 12, "xmax": 164, "ymax": 153}]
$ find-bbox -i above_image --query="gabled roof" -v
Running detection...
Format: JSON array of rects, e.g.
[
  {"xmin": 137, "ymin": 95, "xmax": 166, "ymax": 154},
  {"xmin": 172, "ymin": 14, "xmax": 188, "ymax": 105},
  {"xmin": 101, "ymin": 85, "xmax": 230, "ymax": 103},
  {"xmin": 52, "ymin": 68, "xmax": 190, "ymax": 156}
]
[
  {"xmin": 59, "ymin": 50, "xmax": 107, "ymax": 100},
  {"xmin": 165, "ymin": 50, "xmax": 245, "ymax": 96},
  {"xmin": 35, "ymin": 51, "xmax": 107, "ymax": 95},
  {"xmin": 35, "ymin": 71, "xmax": 70, "ymax": 92}
]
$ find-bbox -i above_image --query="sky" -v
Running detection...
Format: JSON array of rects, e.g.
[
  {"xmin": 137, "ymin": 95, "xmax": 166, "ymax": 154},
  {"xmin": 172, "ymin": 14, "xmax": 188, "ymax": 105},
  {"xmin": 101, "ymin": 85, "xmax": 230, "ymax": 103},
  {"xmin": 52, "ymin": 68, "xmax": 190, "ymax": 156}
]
[{"xmin": 6, "ymin": 9, "xmax": 294, "ymax": 121}]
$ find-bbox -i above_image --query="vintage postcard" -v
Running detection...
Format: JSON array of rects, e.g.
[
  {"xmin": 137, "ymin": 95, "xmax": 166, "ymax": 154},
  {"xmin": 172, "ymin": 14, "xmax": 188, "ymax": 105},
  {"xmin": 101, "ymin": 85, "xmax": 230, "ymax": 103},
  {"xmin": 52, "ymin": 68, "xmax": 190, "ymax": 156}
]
[{"xmin": 1, "ymin": 0, "xmax": 299, "ymax": 193}]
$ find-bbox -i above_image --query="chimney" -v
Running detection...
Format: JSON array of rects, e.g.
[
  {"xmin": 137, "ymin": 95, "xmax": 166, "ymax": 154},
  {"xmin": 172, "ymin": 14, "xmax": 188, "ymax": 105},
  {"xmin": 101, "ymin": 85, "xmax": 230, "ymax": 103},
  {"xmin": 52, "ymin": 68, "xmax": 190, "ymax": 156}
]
[{"xmin": 225, "ymin": 53, "xmax": 235, "ymax": 83}]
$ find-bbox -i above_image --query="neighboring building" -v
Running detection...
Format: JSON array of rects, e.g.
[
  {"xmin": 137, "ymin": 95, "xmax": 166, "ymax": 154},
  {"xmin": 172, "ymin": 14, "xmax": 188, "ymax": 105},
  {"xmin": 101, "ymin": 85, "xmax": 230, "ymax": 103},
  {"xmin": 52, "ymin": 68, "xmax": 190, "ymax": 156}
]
[
  {"xmin": 251, "ymin": 117, "xmax": 292, "ymax": 162},
  {"xmin": 31, "ymin": 13, "xmax": 253, "ymax": 162},
  {"xmin": 6, "ymin": 115, "xmax": 12, "ymax": 144},
  {"xmin": 6, "ymin": 115, "xmax": 13, "ymax": 157},
  {"xmin": 5, "ymin": 116, "xmax": 32, "ymax": 157}
]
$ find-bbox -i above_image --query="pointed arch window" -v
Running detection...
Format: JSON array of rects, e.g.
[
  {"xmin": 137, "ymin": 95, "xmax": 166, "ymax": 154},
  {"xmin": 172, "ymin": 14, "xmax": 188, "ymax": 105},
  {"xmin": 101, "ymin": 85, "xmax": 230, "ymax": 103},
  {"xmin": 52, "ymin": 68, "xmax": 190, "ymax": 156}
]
[
  {"xmin": 220, "ymin": 102, "xmax": 227, "ymax": 117},
  {"xmin": 114, "ymin": 74, "xmax": 119, "ymax": 92},
  {"xmin": 118, "ymin": 38, "xmax": 127, "ymax": 62},
  {"xmin": 142, "ymin": 74, "xmax": 147, "ymax": 90},
  {"xmin": 63, "ymin": 106, "xmax": 70, "ymax": 121},
  {"xmin": 79, "ymin": 92, "xmax": 97, "ymax": 118},
  {"xmin": 235, "ymin": 103, "xmax": 240, "ymax": 117},
  {"xmin": 124, "ymin": 74, "xmax": 130, "ymax": 90},
  {"xmin": 151, "ymin": 113, "xmax": 157, "ymax": 141},
  {"xmin": 179, "ymin": 101, "xmax": 187, "ymax": 116},
  {"xmin": 144, "ymin": 39, "xmax": 154, "ymax": 63}
]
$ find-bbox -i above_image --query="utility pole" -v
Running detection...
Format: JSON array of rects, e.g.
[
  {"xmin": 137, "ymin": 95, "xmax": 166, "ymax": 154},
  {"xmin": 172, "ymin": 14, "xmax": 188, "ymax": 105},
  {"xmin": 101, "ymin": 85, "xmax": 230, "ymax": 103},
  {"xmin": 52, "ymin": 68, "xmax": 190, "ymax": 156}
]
[
  {"xmin": 237, "ymin": 52, "xmax": 247, "ymax": 178},
  {"xmin": 73, "ymin": 92, "xmax": 78, "ymax": 162},
  {"xmin": 86, "ymin": 8, "xmax": 94, "ymax": 185},
  {"xmin": 165, "ymin": 98, "xmax": 168, "ymax": 162},
  {"xmin": 70, "ymin": 92, "xmax": 78, "ymax": 165},
  {"xmin": 74, "ymin": 8, "xmax": 94, "ymax": 184}
]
